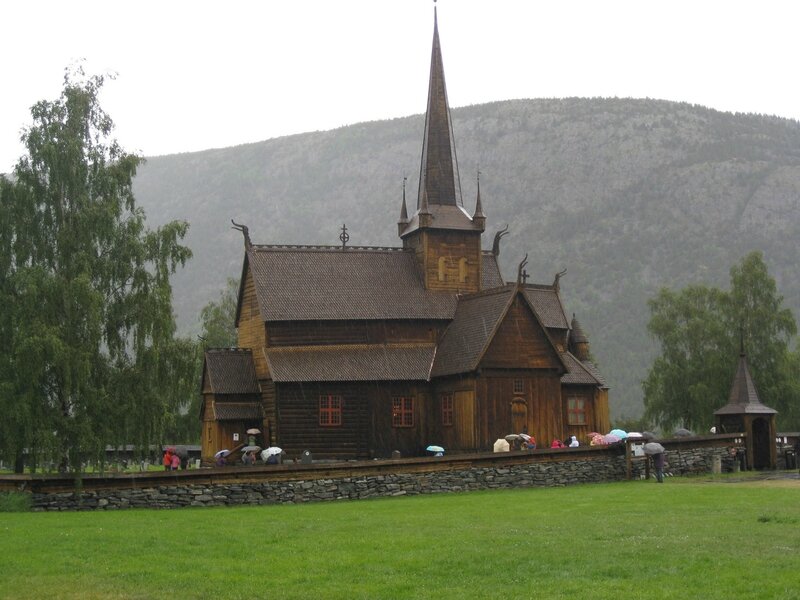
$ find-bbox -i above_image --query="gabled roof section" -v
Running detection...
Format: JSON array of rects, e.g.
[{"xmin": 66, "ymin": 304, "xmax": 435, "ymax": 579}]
[
  {"xmin": 431, "ymin": 286, "xmax": 515, "ymax": 377},
  {"xmin": 247, "ymin": 245, "xmax": 457, "ymax": 321},
  {"xmin": 522, "ymin": 284, "xmax": 570, "ymax": 330},
  {"xmin": 266, "ymin": 344, "xmax": 436, "ymax": 383},
  {"xmin": 715, "ymin": 353, "xmax": 777, "ymax": 416},
  {"xmin": 560, "ymin": 352, "xmax": 607, "ymax": 388},
  {"xmin": 203, "ymin": 349, "xmax": 260, "ymax": 394}
]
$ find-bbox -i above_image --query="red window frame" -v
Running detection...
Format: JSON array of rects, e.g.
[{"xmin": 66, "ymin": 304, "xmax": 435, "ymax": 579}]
[
  {"xmin": 392, "ymin": 396, "xmax": 414, "ymax": 428},
  {"xmin": 567, "ymin": 396, "xmax": 587, "ymax": 425},
  {"xmin": 441, "ymin": 393, "xmax": 454, "ymax": 427},
  {"xmin": 319, "ymin": 394, "xmax": 343, "ymax": 427}
]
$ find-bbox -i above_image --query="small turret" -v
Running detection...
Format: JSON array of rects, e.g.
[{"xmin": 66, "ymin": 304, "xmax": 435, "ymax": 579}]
[
  {"xmin": 398, "ymin": 177, "xmax": 409, "ymax": 236},
  {"xmin": 569, "ymin": 313, "xmax": 590, "ymax": 361},
  {"xmin": 472, "ymin": 171, "xmax": 486, "ymax": 231}
]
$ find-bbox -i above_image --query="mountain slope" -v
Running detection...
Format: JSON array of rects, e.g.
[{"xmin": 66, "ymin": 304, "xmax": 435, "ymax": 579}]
[{"xmin": 132, "ymin": 98, "xmax": 800, "ymax": 419}]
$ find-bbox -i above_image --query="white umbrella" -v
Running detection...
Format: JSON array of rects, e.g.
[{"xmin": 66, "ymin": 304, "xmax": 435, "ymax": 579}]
[
  {"xmin": 493, "ymin": 438, "xmax": 510, "ymax": 452},
  {"xmin": 214, "ymin": 449, "xmax": 230, "ymax": 458},
  {"xmin": 262, "ymin": 446, "xmax": 282, "ymax": 457},
  {"xmin": 246, "ymin": 428, "xmax": 261, "ymax": 435},
  {"xmin": 426, "ymin": 445, "xmax": 445, "ymax": 454},
  {"xmin": 241, "ymin": 445, "xmax": 261, "ymax": 453}
]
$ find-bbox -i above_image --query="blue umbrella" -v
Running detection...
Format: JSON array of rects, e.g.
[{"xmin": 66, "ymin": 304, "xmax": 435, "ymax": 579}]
[
  {"xmin": 609, "ymin": 429, "xmax": 628, "ymax": 439},
  {"xmin": 426, "ymin": 445, "xmax": 445, "ymax": 456}
]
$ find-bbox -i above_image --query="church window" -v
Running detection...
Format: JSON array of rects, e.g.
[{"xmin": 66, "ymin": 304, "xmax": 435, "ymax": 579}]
[
  {"xmin": 319, "ymin": 394, "xmax": 342, "ymax": 426},
  {"xmin": 441, "ymin": 393, "xmax": 454, "ymax": 426},
  {"xmin": 458, "ymin": 257, "xmax": 468, "ymax": 283},
  {"xmin": 392, "ymin": 396, "xmax": 414, "ymax": 427},
  {"xmin": 513, "ymin": 379, "xmax": 525, "ymax": 395},
  {"xmin": 567, "ymin": 396, "xmax": 587, "ymax": 425},
  {"xmin": 438, "ymin": 257, "xmax": 447, "ymax": 281}
]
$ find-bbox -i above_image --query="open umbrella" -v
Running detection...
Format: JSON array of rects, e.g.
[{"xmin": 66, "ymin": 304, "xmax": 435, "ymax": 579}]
[
  {"xmin": 627, "ymin": 432, "xmax": 644, "ymax": 439},
  {"xmin": 590, "ymin": 434, "xmax": 606, "ymax": 446},
  {"xmin": 426, "ymin": 445, "xmax": 445, "ymax": 453},
  {"xmin": 642, "ymin": 431, "xmax": 657, "ymax": 441},
  {"xmin": 261, "ymin": 447, "xmax": 283, "ymax": 462},
  {"xmin": 603, "ymin": 434, "xmax": 622, "ymax": 444},
  {"xmin": 246, "ymin": 428, "xmax": 261, "ymax": 435},
  {"xmin": 609, "ymin": 429, "xmax": 628, "ymax": 439},
  {"xmin": 214, "ymin": 449, "xmax": 230, "ymax": 458},
  {"xmin": 643, "ymin": 442, "xmax": 666, "ymax": 455},
  {"xmin": 493, "ymin": 438, "xmax": 510, "ymax": 452},
  {"xmin": 241, "ymin": 445, "xmax": 261, "ymax": 453},
  {"xmin": 519, "ymin": 433, "xmax": 532, "ymax": 441},
  {"xmin": 505, "ymin": 434, "xmax": 522, "ymax": 442},
  {"xmin": 674, "ymin": 428, "xmax": 693, "ymax": 437}
]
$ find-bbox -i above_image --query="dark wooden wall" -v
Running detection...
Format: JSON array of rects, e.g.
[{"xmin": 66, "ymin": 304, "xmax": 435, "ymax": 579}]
[
  {"xmin": 267, "ymin": 320, "xmax": 444, "ymax": 347},
  {"xmin": 482, "ymin": 297, "xmax": 563, "ymax": 370}
]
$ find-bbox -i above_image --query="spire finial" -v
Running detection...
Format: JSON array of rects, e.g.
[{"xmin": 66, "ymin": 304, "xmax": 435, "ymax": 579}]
[{"xmin": 339, "ymin": 223, "xmax": 350, "ymax": 250}]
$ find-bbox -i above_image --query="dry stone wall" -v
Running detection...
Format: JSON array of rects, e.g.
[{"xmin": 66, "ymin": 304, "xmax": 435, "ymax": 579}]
[{"xmin": 28, "ymin": 445, "xmax": 732, "ymax": 511}]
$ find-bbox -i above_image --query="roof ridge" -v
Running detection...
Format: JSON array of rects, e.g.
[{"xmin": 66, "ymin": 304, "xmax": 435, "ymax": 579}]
[
  {"xmin": 267, "ymin": 342, "xmax": 437, "ymax": 353},
  {"xmin": 250, "ymin": 244, "xmax": 406, "ymax": 253},
  {"xmin": 206, "ymin": 347, "xmax": 253, "ymax": 354},
  {"xmin": 457, "ymin": 283, "xmax": 515, "ymax": 300}
]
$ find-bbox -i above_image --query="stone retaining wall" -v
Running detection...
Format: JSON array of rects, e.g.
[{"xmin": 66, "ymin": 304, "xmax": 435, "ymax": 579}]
[{"xmin": 28, "ymin": 444, "xmax": 732, "ymax": 511}]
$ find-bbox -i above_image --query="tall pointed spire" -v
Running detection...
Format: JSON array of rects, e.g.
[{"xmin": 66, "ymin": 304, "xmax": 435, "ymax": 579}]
[
  {"xmin": 417, "ymin": 5, "xmax": 460, "ymax": 209},
  {"xmin": 472, "ymin": 170, "xmax": 486, "ymax": 227},
  {"xmin": 400, "ymin": 5, "xmax": 483, "ymax": 241}
]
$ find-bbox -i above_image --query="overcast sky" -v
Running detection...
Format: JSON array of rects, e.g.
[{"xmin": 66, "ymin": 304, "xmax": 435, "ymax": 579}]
[{"xmin": 2, "ymin": 0, "xmax": 799, "ymax": 172}]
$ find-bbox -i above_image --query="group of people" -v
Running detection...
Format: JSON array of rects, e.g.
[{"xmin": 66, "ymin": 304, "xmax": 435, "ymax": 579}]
[
  {"xmin": 162, "ymin": 447, "xmax": 185, "ymax": 471},
  {"xmin": 550, "ymin": 436, "xmax": 580, "ymax": 448}
]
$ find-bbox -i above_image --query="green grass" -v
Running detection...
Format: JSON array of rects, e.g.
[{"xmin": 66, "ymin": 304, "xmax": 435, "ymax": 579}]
[
  {"xmin": 0, "ymin": 492, "xmax": 31, "ymax": 512},
  {"xmin": 0, "ymin": 478, "xmax": 798, "ymax": 599}
]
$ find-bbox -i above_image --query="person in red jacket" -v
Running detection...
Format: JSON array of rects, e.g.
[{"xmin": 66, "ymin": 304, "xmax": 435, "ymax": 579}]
[{"xmin": 162, "ymin": 448, "xmax": 172, "ymax": 471}]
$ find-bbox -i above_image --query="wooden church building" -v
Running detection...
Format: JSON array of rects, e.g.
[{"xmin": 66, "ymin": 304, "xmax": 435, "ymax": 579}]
[{"xmin": 200, "ymin": 9, "xmax": 610, "ymax": 462}]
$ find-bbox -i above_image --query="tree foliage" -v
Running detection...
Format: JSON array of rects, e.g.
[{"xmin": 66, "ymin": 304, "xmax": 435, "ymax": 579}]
[
  {"xmin": 0, "ymin": 67, "xmax": 192, "ymax": 471},
  {"xmin": 199, "ymin": 277, "xmax": 238, "ymax": 348},
  {"xmin": 643, "ymin": 251, "xmax": 798, "ymax": 432}
]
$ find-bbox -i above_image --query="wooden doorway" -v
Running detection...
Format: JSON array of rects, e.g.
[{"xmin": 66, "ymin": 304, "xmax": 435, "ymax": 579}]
[
  {"xmin": 511, "ymin": 398, "xmax": 527, "ymax": 434},
  {"xmin": 454, "ymin": 391, "xmax": 476, "ymax": 450},
  {"xmin": 751, "ymin": 417, "xmax": 771, "ymax": 469}
]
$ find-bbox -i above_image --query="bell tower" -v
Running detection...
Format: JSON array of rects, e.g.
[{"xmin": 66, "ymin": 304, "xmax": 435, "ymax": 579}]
[{"xmin": 398, "ymin": 6, "xmax": 485, "ymax": 293}]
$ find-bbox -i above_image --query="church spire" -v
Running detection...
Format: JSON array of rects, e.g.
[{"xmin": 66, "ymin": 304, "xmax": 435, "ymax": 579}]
[{"xmin": 416, "ymin": 5, "xmax": 461, "ymax": 210}]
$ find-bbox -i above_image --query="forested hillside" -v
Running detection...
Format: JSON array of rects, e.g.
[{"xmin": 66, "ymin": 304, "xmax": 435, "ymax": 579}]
[{"xmin": 132, "ymin": 98, "xmax": 800, "ymax": 420}]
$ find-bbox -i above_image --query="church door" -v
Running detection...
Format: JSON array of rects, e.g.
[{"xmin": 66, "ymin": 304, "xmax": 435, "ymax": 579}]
[
  {"xmin": 454, "ymin": 391, "xmax": 476, "ymax": 450},
  {"xmin": 511, "ymin": 399, "xmax": 528, "ymax": 434}
]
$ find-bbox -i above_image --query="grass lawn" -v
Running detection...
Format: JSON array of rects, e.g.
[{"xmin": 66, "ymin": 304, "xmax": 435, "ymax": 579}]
[{"xmin": 0, "ymin": 476, "xmax": 798, "ymax": 599}]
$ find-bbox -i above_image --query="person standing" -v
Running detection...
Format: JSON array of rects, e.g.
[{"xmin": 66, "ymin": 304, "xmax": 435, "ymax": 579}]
[
  {"xmin": 652, "ymin": 451, "xmax": 666, "ymax": 483},
  {"xmin": 162, "ymin": 448, "xmax": 172, "ymax": 471}
]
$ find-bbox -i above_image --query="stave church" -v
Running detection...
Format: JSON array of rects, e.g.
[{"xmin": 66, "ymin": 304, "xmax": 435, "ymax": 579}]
[{"xmin": 199, "ymin": 8, "xmax": 610, "ymax": 463}]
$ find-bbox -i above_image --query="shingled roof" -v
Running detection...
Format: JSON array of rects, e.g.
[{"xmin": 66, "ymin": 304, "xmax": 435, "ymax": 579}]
[
  {"xmin": 522, "ymin": 285, "xmax": 569, "ymax": 330},
  {"xmin": 715, "ymin": 352, "xmax": 777, "ymax": 416},
  {"xmin": 431, "ymin": 286, "xmax": 515, "ymax": 377},
  {"xmin": 247, "ymin": 246, "xmax": 503, "ymax": 322},
  {"xmin": 560, "ymin": 352, "xmax": 607, "ymax": 388},
  {"xmin": 203, "ymin": 349, "xmax": 260, "ymax": 394},
  {"xmin": 266, "ymin": 344, "xmax": 435, "ymax": 382},
  {"xmin": 214, "ymin": 402, "xmax": 263, "ymax": 421}
]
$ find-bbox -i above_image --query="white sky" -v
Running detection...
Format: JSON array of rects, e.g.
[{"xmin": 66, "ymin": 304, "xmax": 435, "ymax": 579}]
[{"xmin": 2, "ymin": 0, "xmax": 799, "ymax": 172}]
